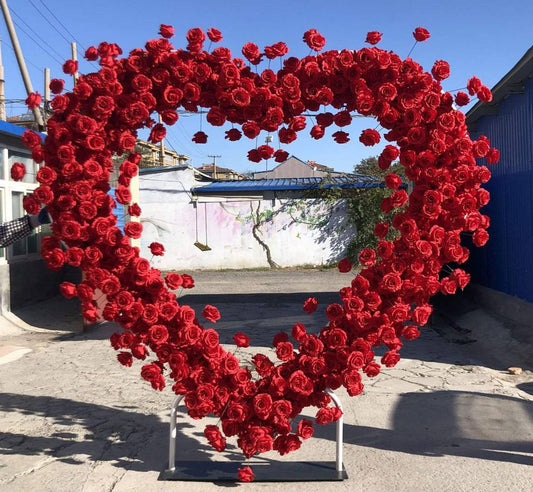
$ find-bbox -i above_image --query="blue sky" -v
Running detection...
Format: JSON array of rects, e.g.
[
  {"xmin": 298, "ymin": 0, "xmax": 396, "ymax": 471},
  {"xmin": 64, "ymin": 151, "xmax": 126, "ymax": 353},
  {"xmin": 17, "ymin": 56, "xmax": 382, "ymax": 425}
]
[{"xmin": 1, "ymin": 0, "xmax": 531, "ymax": 174}]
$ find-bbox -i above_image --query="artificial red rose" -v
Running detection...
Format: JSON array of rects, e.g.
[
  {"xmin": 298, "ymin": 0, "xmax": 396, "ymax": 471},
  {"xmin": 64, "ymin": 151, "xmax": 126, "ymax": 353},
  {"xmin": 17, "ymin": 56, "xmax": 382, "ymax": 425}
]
[
  {"xmin": 276, "ymin": 341, "xmax": 295, "ymax": 361},
  {"xmin": 225, "ymin": 129, "xmax": 242, "ymax": 141},
  {"xmin": 59, "ymin": 281, "xmax": 77, "ymax": 299},
  {"xmin": 477, "ymin": 85, "xmax": 492, "ymax": 102},
  {"xmin": 455, "ymin": 91, "xmax": 470, "ymax": 106},
  {"xmin": 202, "ymin": 304, "xmax": 221, "ymax": 323},
  {"xmin": 315, "ymin": 407, "xmax": 342, "ymax": 425},
  {"xmin": 365, "ymin": 31, "xmax": 382, "ymax": 45},
  {"xmin": 473, "ymin": 229, "xmax": 489, "ymax": 246},
  {"xmin": 164, "ymin": 273, "xmax": 182, "ymax": 290},
  {"xmin": 486, "ymin": 148, "xmax": 500, "ymax": 165},
  {"xmin": 359, "ymin": 128, "xmax": 380, "ymax": 146},
  {"xmin": 233, "ymin": 332, "xmax": 250, "ymax": 347},
  {"xmin": 381, "ymin": 350, "xmax": 400, "ymax": 368},
  {"xmin": 204, "ymin": 424, "xmax": 226, "ymax": 452},
  {"xmin": 192, "ymin": 131, "xmax": 208, "ymax": 144},
  {"xmin": 303, "ymin": 297, "xmax": 318, "ymax": 314},
  {"xmin": 149, "ymin": 242, "xmax": 165, "ymax": 256},
  {"xmin": 264, "ymin": 41, "xmax": 288, "ymax": 59},
  {"xmin": 25, "ymin": 92, "xmax": 42, "ymax": 110},
  {"xmin": 159, "ymin": 24, "xmax": 175, "ymax": 38},
  {"xmin": 431, "ymin": 60, "xmax": 450, "ymax": 81},
  {"xmin": 242, "ymin": 42, "xmax": 262, "ymax": 64},
  {"xmin": 10, "ymin": 162, "xmax": 26, "ymax": 181},
  {"xmin": 237, "ymin": 466, "xmax": 254, "ymax": 482},
  {"xmin": 181, "ymin": 274, "xmax": 195, "ymax": 288},
  {"xmin": 288, "ymin": 370, "xmax": 313, "ymax": 395},
  {"xmin": 385, "ymin": 173, "xmax": 402, "ymax": 190},
  {"xmin": 413, "ymin": 27, "xmax": 430, "ymax": 42},
  {"xmin": 310, "ymin": 125, "xmax": 325, "ymax": 139},
  {"xmin": 325, "ymin": 304, "xmax": 345, "ymax": 322},
  {"xmin": 148, "ymin": 123, "xmax": 166, "ymax": 143},
  {"xmin": 141, "ymin": 363, "xmax": 165, "ymax": 391},
  {"xmin": 149, "ymin": 324, "xmax": 169, "ymax": 344},
  {"xmin": 124, "ymin": 221, "xmax": 143, "ymax": 239},
  {"xmin": 358, "ymin": 248, "xmax": 376, "ymax": 267},
  {"xmin": 117, "ymin": 352, "xmax": 133, "ymax": 367},
  {"xmin": 207, "ymin": 27, "xmax": 222, "ymax": 42},
  {"xmin": 274, "ymin": 149, "xmax": 289, "ymax": 162},
  {"xmin": 303, "ymin": 29, "xmax": 326, "ymax": 51},
  {"xmin": 62, "ymin": 59, "xmax": 78, "ymax": 75},
  {"xmin": 128, "ymin": 203, "xmax": 141, "ymax": 216},
  {"xmin": 332, "ymin": 131, "xmax": 350, "ymax": 144},
  {"xmin": 297, "ymin": 418, "xmax": 314, "ymax": 439},
  {"xmin": 338, "ymin": 258, "xmax": 352, "ymax": 273}
]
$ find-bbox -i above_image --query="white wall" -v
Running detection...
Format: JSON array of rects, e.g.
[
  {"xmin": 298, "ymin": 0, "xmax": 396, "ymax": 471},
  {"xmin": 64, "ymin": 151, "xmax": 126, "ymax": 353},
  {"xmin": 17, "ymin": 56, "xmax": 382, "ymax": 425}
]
[{"xmin": 139, "ymin": 167, "xmax": 354, "ymax": 271}]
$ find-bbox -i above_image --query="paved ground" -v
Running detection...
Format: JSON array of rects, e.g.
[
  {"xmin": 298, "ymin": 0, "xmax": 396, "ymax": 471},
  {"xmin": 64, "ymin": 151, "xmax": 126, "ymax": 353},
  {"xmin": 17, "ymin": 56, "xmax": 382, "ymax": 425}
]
[{"xmin": 0, "ymin": 270, "xmax": 532, "ymax": 492}]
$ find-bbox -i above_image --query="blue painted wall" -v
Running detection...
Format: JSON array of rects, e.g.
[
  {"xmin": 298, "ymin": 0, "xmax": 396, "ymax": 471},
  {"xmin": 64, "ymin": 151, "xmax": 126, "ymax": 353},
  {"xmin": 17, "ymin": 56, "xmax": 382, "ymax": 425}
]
[{"xmin": 467, "ymin": 77, "xmax": 533, "ymax": 302}]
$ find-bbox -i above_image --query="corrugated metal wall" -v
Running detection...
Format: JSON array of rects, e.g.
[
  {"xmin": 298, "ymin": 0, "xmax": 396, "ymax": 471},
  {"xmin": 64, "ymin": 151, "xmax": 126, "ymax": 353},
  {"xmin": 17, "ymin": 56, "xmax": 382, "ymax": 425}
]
[{"xmin": 467, "ymin": 77, "xmax": 533, "ymax": 302}]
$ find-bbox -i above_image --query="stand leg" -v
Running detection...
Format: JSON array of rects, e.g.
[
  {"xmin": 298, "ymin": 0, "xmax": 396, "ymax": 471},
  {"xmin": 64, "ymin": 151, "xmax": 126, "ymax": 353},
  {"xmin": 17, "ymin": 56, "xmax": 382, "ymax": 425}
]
[
  {"xmin": 169, "ymin": 395, "xmax": 184, "ymax": 472},
  {"xmin": 326, "ymin": 389, "xmax": 343, "ymax": 472}
]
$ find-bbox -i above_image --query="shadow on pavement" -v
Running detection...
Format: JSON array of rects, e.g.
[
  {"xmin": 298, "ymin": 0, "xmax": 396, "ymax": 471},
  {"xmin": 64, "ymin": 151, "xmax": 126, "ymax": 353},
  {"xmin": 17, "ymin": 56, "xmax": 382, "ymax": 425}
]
[
  {"xmin": 0, "ymin": 392, "xmax": 254, "ymax": 474},
  {"xmin": 315, "ymin": 390, "xmax": 533, "ymax": 466}
]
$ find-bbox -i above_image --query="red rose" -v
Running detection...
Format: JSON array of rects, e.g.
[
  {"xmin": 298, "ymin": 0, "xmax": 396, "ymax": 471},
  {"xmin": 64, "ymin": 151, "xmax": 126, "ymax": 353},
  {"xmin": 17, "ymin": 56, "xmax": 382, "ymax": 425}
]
[
  {"xmin": 381, "ymin": 350, "xmax": 400, "ymax": 368},
  {"xmin": 148, "ymin": 123, "xmax": 166, "ymax": 143},
  {"xmin": 431, "ymin": 60, "xmax": 450, "ymax": 81},
  {"xmin": 274, "ymin": 149, "xmax": 289, "ymax": 162},
  {"xmin": 225, "ymin": 129, "xmax": 242, "ymax": 141},
  {"xmin": 297, "ymin": 418, "xmax": 314, "ymax": 439},
  {"xmin": 149, "ymin": 242, "xmax": 165, "ymax": 256},
  {"xmin": 181, "ymin": 274, "xmax": 195, "ymax": 288},
  {"xmin": 338, "ymin": 258, "xmax": 352, "ymax": 273},
  {"xmin": 332, "ymin": 131, "xmax": 350, "ymax": 144},
  {"xmin": 233, "ymin": 332, "xmax": 250, "ymax": 347},
  {"xmin": 264, "ymin": 41, "xmax": 288, "ymax": 59},
  {"xmin": 159, "ymin": 24, "xmax": 175, "ymax": 38},
  {"xmin": 275, "ymin": 341, "xmax": 295, "ymax": 361},
  {"xmin": 141, "ymin": 363, "xmax": 165, "ymax": 391},
  {"xmin": 202, "ymin": 304, "xmax": 221, "ymax": 323},
  {"xmin": 242, "ymin": 42, "xmax": 262, "ymax": 64},
  {"xmin": 59, "ymin": 281, "xmax": 77, "ymax": 299},
  {"xmin": 62, "ymin": 59, "xmax": 78, "ymax": 75},
  {"xmin": 204, "ymin": 425, "xmax": 226, "ymax": 452},
  {"xmin": 486, "ymin": 148, "xmax": 500, "ymax": 165},
  {"xmin": 477, "ymin": 85, "xmax": 492, "ymax": 102},
  {"xmin": 413, "ymin": 27, "xmax": 430, "ymax": 42},
  {"xmin": 25, "ymin": 92, "xmax": 42, "ymax": 110},
  {"xmin": 237, "ymin": 466, "xmax": 254, "ymax": 482},
  {"xmin": 207, "ymin": 28, "xmax": 222, "ymax": 42},
  {"xmin": 288, "ymin": 370, "xmax": 313, "ymax": 395},
  {"xmin": 359, "ymin": 128, "xmax": 381, "ymax": 146},
  {"xmin": 358, "ymin": 248, "xmax": 376, "ymax": 267},
  {"xmin": 310, "ymin": 125, "xmax": 325, "ymax": 139},
  {"xmin": 165, "ymin": 273, "xmax": 182, "ymax": 290},
  {"xmin": 303, "ymin": 29, "xmax": 326, "ymax": 51},
  {"xmin": 124, "ymin": 221, "xmax": 143, "ymax": 239},
  {"xmin": 117, "ymin": 352, "xmax": 133, "ymax": 367},
  {"xmin": 10, "ymin": 162, "xmax": 26, "ymax": 181},
  {"xmin": 455, "ymin": 91, "xmax": 470, "ymax": 106},
  {"xmin": 303, "ymin": 297, "xmax": 318, "ymax": 314},
  {"xmin": 192, "ymin": 131, "xmax": 208, "ymax": 144},
  {"xmin": 365, "ymin": 31, "xmax": 382, "ymax": 45},
  {"xmin": 385, "ymin": 173, "xmax": 402, "ymax": 190},
  {"xmin": 128, "ymin": 203, "xmax": 141, "ymax": 216}
]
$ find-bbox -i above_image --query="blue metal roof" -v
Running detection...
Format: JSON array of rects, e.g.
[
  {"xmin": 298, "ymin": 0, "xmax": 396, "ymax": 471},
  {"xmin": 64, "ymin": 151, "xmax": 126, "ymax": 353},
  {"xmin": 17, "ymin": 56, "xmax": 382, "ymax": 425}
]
[
  {"xmin": 192, "ymin": 175, "xmax": 383, "ymax": 194},
  {"xmin": 0, "ymin": 120, "xmax": 45, "ymax": 140}
]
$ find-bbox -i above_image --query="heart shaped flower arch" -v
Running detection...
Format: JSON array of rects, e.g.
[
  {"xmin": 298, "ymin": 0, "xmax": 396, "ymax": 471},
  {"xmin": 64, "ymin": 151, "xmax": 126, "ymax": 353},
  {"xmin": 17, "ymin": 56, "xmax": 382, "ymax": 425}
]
[{"xmin": 20, "ymin": 26, "xmax": 498, "ymax": 461}]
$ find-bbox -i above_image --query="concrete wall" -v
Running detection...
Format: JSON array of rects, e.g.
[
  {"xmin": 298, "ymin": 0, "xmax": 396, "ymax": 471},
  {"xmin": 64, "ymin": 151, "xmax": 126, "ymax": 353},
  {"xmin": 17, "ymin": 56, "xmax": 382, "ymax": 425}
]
[{"xmin": 139, "ymin": 167, "xmax": 354, "ymax": 271}]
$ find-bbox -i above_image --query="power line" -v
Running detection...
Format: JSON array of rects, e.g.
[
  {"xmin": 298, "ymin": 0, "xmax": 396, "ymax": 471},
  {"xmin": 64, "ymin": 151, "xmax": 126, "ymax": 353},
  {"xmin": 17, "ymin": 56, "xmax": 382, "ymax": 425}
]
[
  {"xmin": 33, "ymin": 0, "xmax": 89, "ymax": 53},
  {"xmin": 27, "ymin": 0, "xmax": 72, "ymax": 46},
  {"xmin": 9, "ymin": 8, "xmax": 65, "ymax": 65},
  {"xmin": 2, "ymin": 39, "xmax": 45, "ymax": 72}
]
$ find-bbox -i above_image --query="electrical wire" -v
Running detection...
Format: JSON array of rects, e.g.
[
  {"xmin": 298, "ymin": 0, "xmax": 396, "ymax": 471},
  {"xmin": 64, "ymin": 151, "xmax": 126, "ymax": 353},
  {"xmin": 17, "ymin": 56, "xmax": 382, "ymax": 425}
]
[
  {"xmin": 1, "ymin": 39, "xmax": 46, "ymax": 72},
  {"xmin": 33, "ymin": 0, "xmax": 89, "ymax": 53},
  {"xmin": 9, "ymin": 6, "xmax": 66, "ymax": 64}
]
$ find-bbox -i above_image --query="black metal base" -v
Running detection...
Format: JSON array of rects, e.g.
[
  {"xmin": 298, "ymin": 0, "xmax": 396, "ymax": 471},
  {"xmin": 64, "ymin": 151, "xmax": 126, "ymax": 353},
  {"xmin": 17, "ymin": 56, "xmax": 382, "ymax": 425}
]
[{"xmin": 159, "ymin": 460, "xmax": 347, "ymax": 482}]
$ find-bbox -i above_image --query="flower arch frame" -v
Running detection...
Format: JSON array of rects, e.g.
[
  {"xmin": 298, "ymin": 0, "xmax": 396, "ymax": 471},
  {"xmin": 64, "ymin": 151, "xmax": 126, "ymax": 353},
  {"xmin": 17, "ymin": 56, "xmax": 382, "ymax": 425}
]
[{"xmin": 19, "ymin": 25, "xmax": 499, "ymax": 464}]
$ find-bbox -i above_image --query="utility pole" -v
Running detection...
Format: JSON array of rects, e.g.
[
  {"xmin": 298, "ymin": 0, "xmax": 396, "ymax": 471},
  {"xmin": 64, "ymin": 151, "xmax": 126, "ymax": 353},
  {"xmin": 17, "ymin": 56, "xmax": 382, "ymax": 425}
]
[
  {"xmin": 0, "ymin": 36, "xmax": 5, "ymax": 121},
  {"xmin": 158, "ymin": 114, "xmax": 165, "ymax": 166},
  {"xmin": 208, "ymin": 154, "xmax": 221, "ymax": 179},
  {"xmin": 70, "ymin": 42, "xmax": 78, "ymax": 86},
  {"xmin": 44, "ymin": 67, "xmax": 50, "ymax": 118},
  {"xmin": 0, "ymin": 0, "xmax": 44, "ymax": 129}
]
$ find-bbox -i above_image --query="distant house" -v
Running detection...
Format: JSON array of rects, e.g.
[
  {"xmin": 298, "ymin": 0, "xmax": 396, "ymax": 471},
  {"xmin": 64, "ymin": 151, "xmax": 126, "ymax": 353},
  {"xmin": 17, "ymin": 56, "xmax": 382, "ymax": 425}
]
[
  {"xmin": 136, "ymin": 140, "xmax": 189, "ymax": 168},
  {"xmin": 465, "ymin": 45, "xmax": 533, "ymax": 322},
  {"xmin": 252, "ymin": 155, "xmax": 345, "ymax": 179},
  {"xmin": 195, "ymin": 164, "xmax": 245, "ymax": 181}
]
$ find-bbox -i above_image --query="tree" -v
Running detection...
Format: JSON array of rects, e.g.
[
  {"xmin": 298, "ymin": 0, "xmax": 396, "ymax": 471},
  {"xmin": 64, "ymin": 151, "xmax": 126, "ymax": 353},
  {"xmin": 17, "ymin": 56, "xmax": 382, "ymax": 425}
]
[{"xmin": 345, "ymin": 157, "xmax": 405, "ymax": 260}]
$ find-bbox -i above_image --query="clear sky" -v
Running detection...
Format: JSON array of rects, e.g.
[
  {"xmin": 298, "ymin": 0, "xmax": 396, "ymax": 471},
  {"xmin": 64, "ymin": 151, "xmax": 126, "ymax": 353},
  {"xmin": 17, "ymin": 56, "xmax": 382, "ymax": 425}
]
[{"xmin": 1, "ymin": 0, "xmax": 531, "ymax": 174}]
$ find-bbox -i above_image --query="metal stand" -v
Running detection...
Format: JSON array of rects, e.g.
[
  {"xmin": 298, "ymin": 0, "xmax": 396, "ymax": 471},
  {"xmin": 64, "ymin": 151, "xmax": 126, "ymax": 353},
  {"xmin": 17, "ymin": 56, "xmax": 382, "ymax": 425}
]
[{"xmin": 159, "ymin": 388, "xmax": 348, "ymax": 482}]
